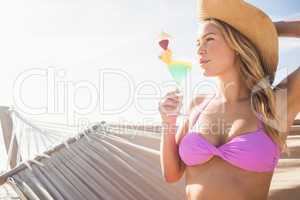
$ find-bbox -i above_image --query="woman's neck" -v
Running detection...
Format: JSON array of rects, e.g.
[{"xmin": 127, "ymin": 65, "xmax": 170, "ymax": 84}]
[{"xmin": 216, "ymin": 68, "xmax": 250, "ymax": 104}]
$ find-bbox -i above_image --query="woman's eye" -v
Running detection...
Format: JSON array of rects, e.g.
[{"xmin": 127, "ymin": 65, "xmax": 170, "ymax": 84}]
[{"xmin": 196, "ymin": 38, "xmax": 213, "ymax": 46}]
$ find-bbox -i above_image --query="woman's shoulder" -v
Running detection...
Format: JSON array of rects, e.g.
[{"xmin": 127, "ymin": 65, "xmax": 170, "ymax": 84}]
[{"xmin": 188, "ymin": 94, "xmax": 211, "ymax": 113}]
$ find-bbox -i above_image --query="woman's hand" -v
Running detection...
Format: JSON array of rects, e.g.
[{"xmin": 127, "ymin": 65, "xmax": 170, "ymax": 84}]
[
  {"xmin": 158, "ymin": 89, "xmax": 183, "ymax": 125},
  {"xmin": 273, "ymin": 20, "xmax": 300, "ymax": 38}
]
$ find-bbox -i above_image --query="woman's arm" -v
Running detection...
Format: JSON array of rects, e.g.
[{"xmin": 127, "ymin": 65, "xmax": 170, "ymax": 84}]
[
  {"xmin": 160, "ymin": 95, "xmax": 206, "ymax": 183},
  {"xmin": 274, "ymin": 20, "xmax": 300, "ymax": 38},
  {"xmin": 160, "ymin": 121, "xmax": 185, "ymax": 183},
  {"xmin": 274, "ymin": 67, "xmax": 300, "ymax": 133},
  {"xmin": 273, "ymin": 20, "xmax": 300, "ymax": 133}
]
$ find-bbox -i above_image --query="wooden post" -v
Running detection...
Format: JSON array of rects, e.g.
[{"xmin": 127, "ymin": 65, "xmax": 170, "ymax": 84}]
[{"xmin": 0, "ymin": 106, "xmax": 20, "ymax": 169}]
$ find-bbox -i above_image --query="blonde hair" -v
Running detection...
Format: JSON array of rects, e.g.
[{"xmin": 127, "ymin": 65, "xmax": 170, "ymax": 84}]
[{"xmin": 204, "ymin": 18, "xmax": 288, "ymax": 154}]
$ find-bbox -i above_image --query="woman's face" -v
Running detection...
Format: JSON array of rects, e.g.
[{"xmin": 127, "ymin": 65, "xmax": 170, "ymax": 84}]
[{"xmin": 197, "ymin": 21, "xmax": 237, "ymax": 77}]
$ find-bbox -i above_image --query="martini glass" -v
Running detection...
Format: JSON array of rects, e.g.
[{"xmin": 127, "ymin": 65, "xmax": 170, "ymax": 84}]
[{"xmin": 158, "ymin": 32, "xmax": 192, "ymax": 117}]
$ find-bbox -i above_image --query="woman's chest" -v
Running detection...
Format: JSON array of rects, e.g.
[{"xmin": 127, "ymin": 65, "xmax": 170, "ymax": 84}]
[{"xmin": 188, "ymin": 103, "xmax": 259, "ymax": 146}]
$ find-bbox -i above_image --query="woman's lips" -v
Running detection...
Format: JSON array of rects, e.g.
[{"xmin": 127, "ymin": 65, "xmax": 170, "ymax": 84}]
[{"xmin": 200, "ymin": 59, "xmax": 210, "ymax": 64}]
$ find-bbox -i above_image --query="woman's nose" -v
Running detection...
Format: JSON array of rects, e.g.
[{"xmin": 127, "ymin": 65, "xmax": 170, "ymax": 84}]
[{"xmin": 197, "ymin": 46, "xmax": 207, "ymax": 56}]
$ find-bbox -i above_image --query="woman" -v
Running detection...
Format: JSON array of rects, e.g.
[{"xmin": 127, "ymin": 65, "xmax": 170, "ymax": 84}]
[{"xmin": 158, "ymin": 0, "xmax": 300, "ymax": 199}]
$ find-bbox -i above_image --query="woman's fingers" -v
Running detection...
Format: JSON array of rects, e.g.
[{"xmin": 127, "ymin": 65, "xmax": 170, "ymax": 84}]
[
  {"xmin": 158, "ymin": 89, "xmax": 184, "ymax": 124},
  {"xmin": 161, "ymin": 95, "xmax": 182, "ymax": 105},
  {"xmin": 159, "ymin": 97, "xmax": 182, "ymax": 112}
]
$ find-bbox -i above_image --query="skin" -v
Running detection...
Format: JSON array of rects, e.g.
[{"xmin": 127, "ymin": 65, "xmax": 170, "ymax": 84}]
[{"xmin": 159, "ymin": 19, "xmax": 300, "ymax": 200}]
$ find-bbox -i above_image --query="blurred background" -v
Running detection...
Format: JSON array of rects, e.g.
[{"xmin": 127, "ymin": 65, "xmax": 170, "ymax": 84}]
[{"xmin": 0, "ymin": 0, "xmax": 299, "ymax": 126}]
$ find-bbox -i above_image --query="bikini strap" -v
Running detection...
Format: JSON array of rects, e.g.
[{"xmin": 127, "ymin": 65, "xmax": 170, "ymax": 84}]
[
  {"xmin": 191, "ymin": 94, "xmax": 216, "ymax": 129},
  {"xmin": 256, "ymin": 113, "xmax": 264, "ymax": 130}
]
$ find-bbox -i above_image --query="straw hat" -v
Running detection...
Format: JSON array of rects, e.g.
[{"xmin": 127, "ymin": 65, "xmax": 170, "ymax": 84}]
[{"xmin": 197, "ymin": 0, "xmax": 278, "ymax": 80}]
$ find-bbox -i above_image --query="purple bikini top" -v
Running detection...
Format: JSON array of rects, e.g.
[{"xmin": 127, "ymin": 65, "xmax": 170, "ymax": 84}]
[{"xmin": 178, "ymin": 96, "xmax": 280, "ymax": 172}]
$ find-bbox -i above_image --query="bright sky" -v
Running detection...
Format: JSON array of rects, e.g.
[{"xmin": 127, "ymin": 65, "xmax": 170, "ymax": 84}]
[{"xmin": 0, "ymin": 0, "xmax": 299, "ymax": 127}]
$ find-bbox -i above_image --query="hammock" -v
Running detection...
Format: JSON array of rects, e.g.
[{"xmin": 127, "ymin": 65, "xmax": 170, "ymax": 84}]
[{"xmin": 0, "ymin": 107, "xmax": 185, "ymax": 199}]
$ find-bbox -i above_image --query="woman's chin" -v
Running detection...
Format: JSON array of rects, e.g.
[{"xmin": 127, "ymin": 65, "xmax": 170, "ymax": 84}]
[{"xmin": 200, "ymin": 64, "xmax": 220, "ymax": 77}]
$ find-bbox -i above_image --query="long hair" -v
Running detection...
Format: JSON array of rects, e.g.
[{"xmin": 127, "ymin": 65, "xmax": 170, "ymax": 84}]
[{"xmin": 204, "ymin": 18, "xmax": 288, "ymax": 154}]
